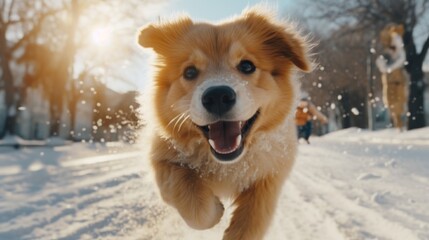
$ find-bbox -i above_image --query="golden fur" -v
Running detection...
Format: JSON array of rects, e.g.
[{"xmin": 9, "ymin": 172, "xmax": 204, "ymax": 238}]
[
  {"xmin": 376, "ymin": 24, "xmax": 408, "ymax": 130},
  {"xmin": 138, "ymin": 7, "xmax": 310, "ymax": 239}
]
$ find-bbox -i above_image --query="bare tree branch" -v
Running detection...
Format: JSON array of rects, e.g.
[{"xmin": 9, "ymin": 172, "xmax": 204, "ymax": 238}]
[
  {"xmin": 6, "ymin": 0, "xmax": 15, "ymax": 21},
  {"xmin": 419, "ymin": 34, "xmax": 429, "ymax": 63},
  {"xmin": 0, "ymin": 0, "xmax": 5, "ymax": 25},
  {"xmin": 302, "ymin": 0, "xmax": 429, "ymax": 129},
  {"xmin": 10, "ymin": 8, "xmax": 64, "ymax": 53}
]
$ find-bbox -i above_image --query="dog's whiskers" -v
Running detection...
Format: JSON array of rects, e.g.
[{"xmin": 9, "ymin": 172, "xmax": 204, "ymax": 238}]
[
  {"xmin": 167, "ymin": 112, "xmax": 187, "ymax": 129},
  {"xmin": 172, "ymin": 112, "xmax": 186, "ymax": 132},
  {"xmin": 171, "ymin": 111, "xmax": 190, "ymax": 135},
  {"xmin": 177, "ymin": 114, "xmax": 191, "ymax": 133}
]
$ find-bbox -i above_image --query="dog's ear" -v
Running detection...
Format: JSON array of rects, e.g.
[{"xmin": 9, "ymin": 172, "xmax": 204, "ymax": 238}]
[
  {"xmin": 394, "ymin": 24, "xmax": 404, "ymax": 36},
  {"xmin": 243, "ymin": 10, "xmax": 311, "ymax": 72},
  {"xmin": 138, "ymin": 17, "xmax": 193, "ymax": 55}
]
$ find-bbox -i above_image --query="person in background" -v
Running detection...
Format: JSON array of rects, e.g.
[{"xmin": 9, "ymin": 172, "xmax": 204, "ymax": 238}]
[
  {"xmin": 295, "ymin": 97, "xmax": 328, "ymax": 144},
  {"xmin": 375, "ymin": 24, "xmax": 408, "ymax": 131}
]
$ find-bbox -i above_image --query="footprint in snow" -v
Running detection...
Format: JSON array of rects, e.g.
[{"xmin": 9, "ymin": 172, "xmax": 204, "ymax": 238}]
[{"xmin": 357, "ymin": 173, "xmax": 382, "ymax": 181}]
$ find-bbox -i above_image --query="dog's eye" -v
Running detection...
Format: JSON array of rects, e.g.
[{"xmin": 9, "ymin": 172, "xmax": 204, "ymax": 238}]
[
  {"xmin": 237, "ymin": 60, "xmax": 256, "ymax": 74},
  {"xmin": 183, "ymin": 66, "xmax": 199, "ymax": 80}
]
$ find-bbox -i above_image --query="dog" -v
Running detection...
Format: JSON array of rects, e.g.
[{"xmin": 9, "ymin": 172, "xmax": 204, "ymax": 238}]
[
  {"xmin": 138, "ymin": 7, "xmax": 310, "ymax": 239},
  {"xmin": 375, "ymin": 24, "xmax": 409, "ymax": 130}
]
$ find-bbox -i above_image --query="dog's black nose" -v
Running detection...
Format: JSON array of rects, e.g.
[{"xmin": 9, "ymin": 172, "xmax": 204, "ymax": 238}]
[{"xmin": 202, "ymin": 86, "xmax": 236, "ymax": 116}]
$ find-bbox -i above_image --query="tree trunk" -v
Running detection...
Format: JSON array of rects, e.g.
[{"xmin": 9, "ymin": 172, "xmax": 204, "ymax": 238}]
[
  {"xmin": 49, "ymin": 0, "xmax": 79, "ymax": 138},
  {"xmin": 1, "ymin": 61, "xmax": 16, "ymax": 137},
  {"xmin": 68, "ymin": 82, "xmax": 77, "ymax": 140},
  {"xmin": 407, "ymin": 69, "xmax": 426, "ymax": 129},
  {"xmin": 339, "ymin": 91, "xmax": 352, "ymax": 128},
  {"xmin": 49, "ymin": 95, "xmax": 61, "ymax": 136},
  {"xmin": 0, "ymin": 29, "xmax": 16, "ymax": 137},
  {"xmin": 403, "ymin": 31, "xmax": 427, "ymax": 129}
]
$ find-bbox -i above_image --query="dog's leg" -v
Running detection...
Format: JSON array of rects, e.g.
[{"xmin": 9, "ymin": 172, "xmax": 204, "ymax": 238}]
[
  {"xmin": 392, "ymin": 112, "xmax": 402, "ymax": 129},
  {"xmin": 223, "ymin": 175, "xmax": 283, "ymax": 240},
  {"xmin": 153, "ymin": 160, "xmax": 224, "ymax": 229}
]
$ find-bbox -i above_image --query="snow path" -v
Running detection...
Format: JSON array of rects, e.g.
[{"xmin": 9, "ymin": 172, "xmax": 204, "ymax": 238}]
[{"xmin": 1, "ymin": 129, "xmax": 428, "ymax": 239}]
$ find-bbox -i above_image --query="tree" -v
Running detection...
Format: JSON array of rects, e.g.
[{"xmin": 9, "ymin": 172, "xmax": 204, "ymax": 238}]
[
  {"xmin": 0, "ymin": 0, "xmax": 61, "ymax": 137},
  {"xmin": 42, "ymin": 0, "xmax": 160, "ymax": 138},
  {"xmin": 1, "ymin": 0, "xmax": 162, "ymax": 139},
  {"xmin": 47, "ymin": 0, "xmax": 79, "ymax": 136},
  {"xmin": 307, "ymin": 0, "xmax": 429, "ymax": 129},
  {"xmin": 294, "ymin": 20, "xmax": 373, "ymax": 130}
]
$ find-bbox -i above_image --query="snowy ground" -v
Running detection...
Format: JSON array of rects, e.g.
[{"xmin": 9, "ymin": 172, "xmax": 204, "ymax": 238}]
[{"xmin": 0, "ymin": 128, "xmax": 428, "ymax": 240}]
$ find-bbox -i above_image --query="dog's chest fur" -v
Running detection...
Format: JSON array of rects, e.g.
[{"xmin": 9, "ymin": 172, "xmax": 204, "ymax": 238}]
[{"xmin": 163, "ymin": 118, "xmax": 297, "ymax": 197}]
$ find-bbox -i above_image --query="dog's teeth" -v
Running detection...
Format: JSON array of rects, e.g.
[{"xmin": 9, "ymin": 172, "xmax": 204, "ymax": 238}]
[
  {"xmin": 209, "ymin": 139, "xmax": 216, "ymax": 149},
  {"xmin": 236, "ymin": 135, "xmax": 242, "ymax": 146}
]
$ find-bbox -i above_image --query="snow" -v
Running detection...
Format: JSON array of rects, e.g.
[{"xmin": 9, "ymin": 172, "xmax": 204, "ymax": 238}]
[
  {"xmin": 351, "ymin": 107, "xmax": 360, "ymax": 115},
  {"xmin": 1, "ymin": 128, "xmax": 428, "ymax": 239},
  {"xmin": 0, "ymin": 136, "xmax": 73, "ymax": 148}
]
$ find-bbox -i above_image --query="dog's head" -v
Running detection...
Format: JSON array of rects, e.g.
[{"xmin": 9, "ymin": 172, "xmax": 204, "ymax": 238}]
[
  {"xmin": 138, "ymin": 8, "xmax": 310, "ymax": 163},
  {"xmin": 380, "ymin": 24, "xmax": 404, "ymax": 48}
]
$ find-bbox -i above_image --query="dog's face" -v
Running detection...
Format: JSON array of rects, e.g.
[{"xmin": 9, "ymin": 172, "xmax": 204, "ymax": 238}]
[
  {"xmin": 139, "ymin": 9, "xmax": 310, "ymax": 163},
  {"xmin": 380, "ymin": 24, "xmax": 404, "ymax": 48}
]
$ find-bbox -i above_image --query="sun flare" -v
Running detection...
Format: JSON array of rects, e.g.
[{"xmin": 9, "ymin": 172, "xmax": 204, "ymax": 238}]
[{"xmin": 90, "ymin": 26, "xmax": 112, "ymax": 47}]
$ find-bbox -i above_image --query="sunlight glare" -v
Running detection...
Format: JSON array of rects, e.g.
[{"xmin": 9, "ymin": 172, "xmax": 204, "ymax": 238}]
[{"xmin": 90, "ymin": 26, "xmax": 112, "ymax": 47}]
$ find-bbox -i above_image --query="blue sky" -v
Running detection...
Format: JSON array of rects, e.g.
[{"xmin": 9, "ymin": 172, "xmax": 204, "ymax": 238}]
[
  {"xmin": 163, "ymin": 0, "xmax": 297, "ymax": 22},
  {"xmin": 125, "ymin": 0, "xmax": 428, "ymax": 92},
  {"xmin": 127, "ymin": 0, "xmax": 299, "ymax": 91},
  {"xmin": 125, "ymin": 0, "xmax": 299, "ymax": 92}
]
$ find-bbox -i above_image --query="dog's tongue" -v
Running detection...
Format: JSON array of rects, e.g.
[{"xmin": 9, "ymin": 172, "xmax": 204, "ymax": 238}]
[{"xmin": 208, "ymin": 121, "xmax": 242, "ymax": 154}]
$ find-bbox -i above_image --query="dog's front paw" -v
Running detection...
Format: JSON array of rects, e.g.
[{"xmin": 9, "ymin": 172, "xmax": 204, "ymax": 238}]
[{"xmin": 180, "ymin": 196, "xmax": 224, "ymax": 230}]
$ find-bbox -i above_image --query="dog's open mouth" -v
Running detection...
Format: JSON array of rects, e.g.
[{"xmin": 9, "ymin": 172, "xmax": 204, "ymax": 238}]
[{"xmin": 197, "ymin": 111, "xmax": 259, "ymax": 162}]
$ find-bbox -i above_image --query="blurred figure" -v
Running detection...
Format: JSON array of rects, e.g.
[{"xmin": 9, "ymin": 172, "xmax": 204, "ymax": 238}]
[
  {"xmin": 295, "ymin": 97, "xmax": 328, "ymax": 144},
  {"xmin": 375, "ymin": 24, "xmax": 409, "ymax": 131}
]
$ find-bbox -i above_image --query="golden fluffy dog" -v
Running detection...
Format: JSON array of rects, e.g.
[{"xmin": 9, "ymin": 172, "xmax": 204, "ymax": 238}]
[
  {"xmin": 376, "ymin": 24, "xmax": 409, "ymax": 130},
  {"xmin": 138, "ymin": 7, "xmax": 310, "ymax": 240}
]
